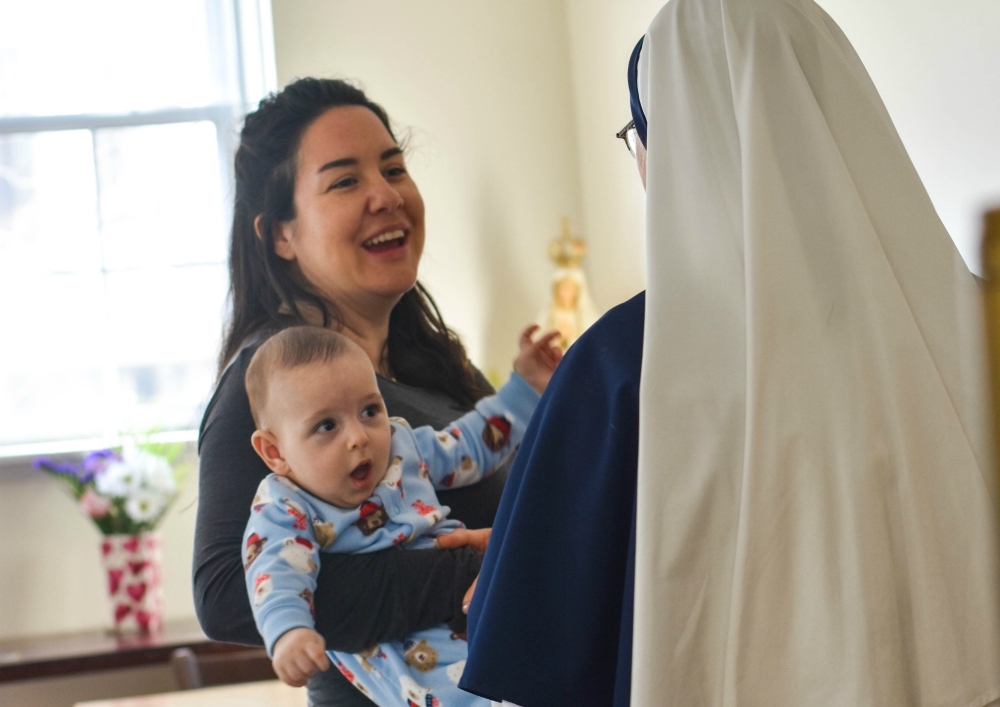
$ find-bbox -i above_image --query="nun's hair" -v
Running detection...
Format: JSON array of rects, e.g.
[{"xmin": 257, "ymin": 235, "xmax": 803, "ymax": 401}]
[
  {"xmin": 222, "ymin": 77, "xmax": 491, "ymax": 406},
  {"xmin": 245, "ymin": 326, "xmax": 353, "ymax": 427}
]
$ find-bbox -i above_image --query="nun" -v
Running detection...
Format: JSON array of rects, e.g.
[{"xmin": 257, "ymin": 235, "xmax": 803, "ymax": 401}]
[{"xmin": 461, "ymin": 0, "xmax": 1000, "ymax": 705}]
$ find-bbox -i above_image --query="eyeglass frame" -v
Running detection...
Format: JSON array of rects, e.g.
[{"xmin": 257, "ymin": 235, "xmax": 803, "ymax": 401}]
[{"xmin": 616, "ymin": 119, "xmax": 638, "ymax": 157}]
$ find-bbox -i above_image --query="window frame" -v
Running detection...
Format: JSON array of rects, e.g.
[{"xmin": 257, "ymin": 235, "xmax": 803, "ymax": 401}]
[{"xmin": 0, "ymin": 0, "xmax": 276, "ymax": 465}]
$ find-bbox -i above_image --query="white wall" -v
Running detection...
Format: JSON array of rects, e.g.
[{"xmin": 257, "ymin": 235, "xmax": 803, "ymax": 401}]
[
  {"xmin": 816, "ymin": 0, "xmax": 1000, "ymax": 273},
  {"xmin": 270, "ymin": 0, "xmax": 585, "ymax": 376},
  {"xmin": 562, "ymin": 0, "xmax": 664, "ymax": 309}
]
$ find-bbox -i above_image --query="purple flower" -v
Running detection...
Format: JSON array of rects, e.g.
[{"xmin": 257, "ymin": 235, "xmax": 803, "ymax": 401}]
[
  {"xmin": 33, "ymin": 457, "xmax": 83, "ymax": 477},
  {"xmin": 81, "ymin": 449, "xmax": 120, "ymax": 483}
]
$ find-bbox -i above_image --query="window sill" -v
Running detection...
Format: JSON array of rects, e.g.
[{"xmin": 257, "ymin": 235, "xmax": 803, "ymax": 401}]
[{"xmin": 0, "ymin": 430, "xmax": 199, "ymax": 475}]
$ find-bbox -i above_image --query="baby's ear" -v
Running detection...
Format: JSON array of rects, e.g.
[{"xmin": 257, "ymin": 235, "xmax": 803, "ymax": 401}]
[{"xmin": 251, "ymin": 429, "xmax": 291, "ymax": 476}]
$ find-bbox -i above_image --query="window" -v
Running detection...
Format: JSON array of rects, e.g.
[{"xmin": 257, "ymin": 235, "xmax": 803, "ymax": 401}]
[{"xmin": 0, "ymin": 0, "xmax": 275, "ymax": 456}]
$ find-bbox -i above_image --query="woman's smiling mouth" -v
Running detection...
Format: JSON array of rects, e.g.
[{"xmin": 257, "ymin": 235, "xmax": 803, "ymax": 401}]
[{"xmin": 362, "ymin": 229, "xmax": 407, "ymax": 253}]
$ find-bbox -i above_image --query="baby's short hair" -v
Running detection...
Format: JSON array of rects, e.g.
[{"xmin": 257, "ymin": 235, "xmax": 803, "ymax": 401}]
[{"xmin": 245, "ymin": 326, "xmax": 354, "ymax": 427}]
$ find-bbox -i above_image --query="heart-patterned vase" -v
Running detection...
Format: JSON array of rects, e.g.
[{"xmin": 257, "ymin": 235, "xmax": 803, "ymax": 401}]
[{"xmin": 100, "ymin": 532, "xmax": 164, "ymax": 634}]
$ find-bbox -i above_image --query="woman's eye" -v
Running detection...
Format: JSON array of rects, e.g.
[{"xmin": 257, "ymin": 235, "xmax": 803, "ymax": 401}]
[
  {"xmin": 329, "ymin": 176, "xmax": 357, "ymax": 190},
  {"xmin": 384, "ymin": 166, "xmax": 406, "ymax": 178},
  {"xmin": 316, "ymin": 419, "xmax": 336, "ymax": 433},
  {"xmin": 361, "ymin": 405, "xmax": 381, "ymax": 419}
]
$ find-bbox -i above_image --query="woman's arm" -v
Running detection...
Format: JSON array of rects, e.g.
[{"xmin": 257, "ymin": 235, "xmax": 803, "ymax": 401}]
[
  {"xmin": 192, "ymin": 349, "xmax": 267, "ymax": 644},
  {"xmin": 192, "ymin": 346, "xmax": 483, "ymax": 647},
  {"xmin": 313, "ymin": 545, "xmax": 481, "ymax": 652}
]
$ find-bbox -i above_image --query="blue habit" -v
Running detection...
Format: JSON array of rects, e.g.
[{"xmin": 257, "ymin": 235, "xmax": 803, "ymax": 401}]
[{"xmin": 461, "ymin": 292, "xmax": 644, "ymax": 707}]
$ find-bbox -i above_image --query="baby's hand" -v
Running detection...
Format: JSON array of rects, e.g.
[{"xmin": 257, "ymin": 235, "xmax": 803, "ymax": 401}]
[
  {"xmin": 272, "ymin": 627, "xmax": 329, "ymax": 687},
  {"xmin": 513, "ymin": 324, "xmax": 563, "ymax": 394}
]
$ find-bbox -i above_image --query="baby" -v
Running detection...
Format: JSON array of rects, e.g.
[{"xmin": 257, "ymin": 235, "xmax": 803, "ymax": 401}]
[{"xmin": 242, "ymin": 325, "xmax": 559, "ymax": 706}]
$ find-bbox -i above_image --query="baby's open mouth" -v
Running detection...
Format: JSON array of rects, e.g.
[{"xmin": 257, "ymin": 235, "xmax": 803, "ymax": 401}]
[
  {"xmin": 362, "ymin": 229, "xmax": 407, "ymax": 253},
  {"xmin": 350, "ymin": 461, "xmax": 373, "ymax": 487}
]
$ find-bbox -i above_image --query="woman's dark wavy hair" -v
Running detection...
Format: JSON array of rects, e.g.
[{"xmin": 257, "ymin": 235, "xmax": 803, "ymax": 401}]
[{"xmin": 220, "ymin": 77, "xmax": 491, "ymax": 405}]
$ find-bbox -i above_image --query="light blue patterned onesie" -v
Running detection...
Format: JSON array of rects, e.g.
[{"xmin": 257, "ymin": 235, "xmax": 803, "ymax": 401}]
[{"xmin": 243, "ymin": 373, "xmax": 539, "ymax": 707}]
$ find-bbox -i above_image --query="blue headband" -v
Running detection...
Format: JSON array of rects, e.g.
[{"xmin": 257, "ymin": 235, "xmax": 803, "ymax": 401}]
[{"xmin": 628, "ymin": 36, "xmax": 647, "ymax": 148}]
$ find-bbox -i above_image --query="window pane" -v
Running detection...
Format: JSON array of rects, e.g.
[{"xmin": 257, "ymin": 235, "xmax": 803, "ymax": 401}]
[
  {"xmin": 95, "ymin": 122, "xmax": 227, "ymax": 270},
  {"xmin": 3, "ymin": 273, "xmax": 109, "ymax": 369},
  {"xmin": 0, "ymin": 262, "xmax": 229, "ymax": 446},
  {"xmin": 0, "ymin": 0, "xmax": 238, "ymax": 117},
  {"xmin": 0, "ymin": 130, "xmax": 100, "ymax": 276},
  {"xmin": 105, "ymin": 265, "xmax": 228, "ymax": 364},
  {"xmin": 1, "ymin": 369, "xmax": 106, "ymax": 446},
  {"xmin": 0, "ymin": 0, "xmax": 257, "ymax": 451},
  {"xmin": 104, "ymin": 264, "xmax": 229, "ymax": 432},
  {"xmin": 0, "ymin": 273, "xmax": 110, "ymax": 445}
]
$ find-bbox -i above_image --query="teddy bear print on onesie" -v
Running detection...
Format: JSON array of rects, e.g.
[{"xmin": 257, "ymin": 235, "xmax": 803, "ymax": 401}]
[{"xmin": 242, "ymin": 372, "xmax": 540, "ymax": 707}]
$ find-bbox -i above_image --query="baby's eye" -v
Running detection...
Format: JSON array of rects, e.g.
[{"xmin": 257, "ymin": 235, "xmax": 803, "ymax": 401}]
[
  {"xmin": 361, "ymin": 404, "xmax": 381, "ymax": 419},
  {"xmin": 316, "ymin": 419, "xmax": 336, "ymax": 433}
]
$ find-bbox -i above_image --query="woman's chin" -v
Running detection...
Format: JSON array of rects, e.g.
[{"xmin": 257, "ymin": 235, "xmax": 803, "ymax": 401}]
[{"xmin": 362, "ymin": 271, "xmax": 421, "ymax": 301}]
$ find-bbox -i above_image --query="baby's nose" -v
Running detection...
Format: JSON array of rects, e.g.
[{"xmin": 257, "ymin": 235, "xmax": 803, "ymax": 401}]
[{"xmin": 347, "ymin": 421, "xmax": 370, "ymax": 447}]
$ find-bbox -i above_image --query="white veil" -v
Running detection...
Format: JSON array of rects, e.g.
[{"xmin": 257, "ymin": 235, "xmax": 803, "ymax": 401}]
[{"xmin": 633, "ymin": 0, "xmax": 1000, "ymax": 705}]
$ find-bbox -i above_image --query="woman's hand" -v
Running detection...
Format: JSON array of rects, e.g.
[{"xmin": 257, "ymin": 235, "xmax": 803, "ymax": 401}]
[
  {"xmin": 513, "ymin": 324, "xmax": 563, "ymax": 394},
  {"xmin": 436, "ymin": 528, "xmax": 492, "ymax": 613},
  {"xmin": 436, "ymin": 527, "xmax": 491, "ymax": 553}
]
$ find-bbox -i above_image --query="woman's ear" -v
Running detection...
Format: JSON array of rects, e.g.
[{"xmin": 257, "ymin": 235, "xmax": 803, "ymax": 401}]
[
  {"xmin": 255, "ymin": 214, "xmax": 296, "ymax": 262},
  {"xmin": 251, "ymin": 429, "xmax": 293, "ymax": 476}
]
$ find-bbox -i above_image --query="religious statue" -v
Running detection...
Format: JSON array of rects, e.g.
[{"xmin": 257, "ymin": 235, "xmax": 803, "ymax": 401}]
[{"xmin": 538, "ymin": 218, "xmax": 599, "ymax": 350}]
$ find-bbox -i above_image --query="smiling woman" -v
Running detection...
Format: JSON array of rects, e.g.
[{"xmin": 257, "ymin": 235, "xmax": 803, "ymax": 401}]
[
  {"xmin": 195, "ymin": 78, "xmax": 501, "ymax": 707},
  {"xmin": 268, "ymin": 106, "xmax": 426, "ymax": 371}
]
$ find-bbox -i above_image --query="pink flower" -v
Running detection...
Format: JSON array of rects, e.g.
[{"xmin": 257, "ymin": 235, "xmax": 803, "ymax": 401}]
[{"xmin": 79, "ymin": 489, "xmax": 112, "ymax": 519}]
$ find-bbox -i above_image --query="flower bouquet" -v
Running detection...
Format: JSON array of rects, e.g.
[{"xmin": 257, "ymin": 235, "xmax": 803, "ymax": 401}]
[{"xmin": 34, "ymin": 441, "xmax": 186, "ymax": 634}]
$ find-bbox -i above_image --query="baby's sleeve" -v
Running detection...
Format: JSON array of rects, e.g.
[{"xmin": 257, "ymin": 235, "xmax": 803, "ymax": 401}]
[
  {"xmin": 411, "ymin": 371, "xmax": 540, "ymax": 490},
  {"xmin": 242, "ymin": 477, "xmax": 322, "ymax": 656}
]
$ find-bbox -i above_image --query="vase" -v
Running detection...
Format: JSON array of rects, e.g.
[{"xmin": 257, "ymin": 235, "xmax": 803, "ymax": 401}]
[{"xmin": 100, "ymin": 532, "xmax": 164, "ymax": 634}]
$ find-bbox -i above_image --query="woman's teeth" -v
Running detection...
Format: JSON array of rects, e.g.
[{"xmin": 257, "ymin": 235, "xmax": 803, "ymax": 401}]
[{"xmin": 363, "ymin": 230, "xmax": 405, "ymax": 247}]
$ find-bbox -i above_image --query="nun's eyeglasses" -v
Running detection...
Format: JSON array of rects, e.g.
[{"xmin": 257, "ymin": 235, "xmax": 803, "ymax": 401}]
[{"xmin": 617, "ymin": 119, "xmax": 638, "ymax": 157}]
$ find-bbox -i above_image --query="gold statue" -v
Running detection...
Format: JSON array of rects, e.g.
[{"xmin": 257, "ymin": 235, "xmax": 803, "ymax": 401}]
[{"xmin": 538, "ymin": 218, "xmax": 599, "ymax": 350}]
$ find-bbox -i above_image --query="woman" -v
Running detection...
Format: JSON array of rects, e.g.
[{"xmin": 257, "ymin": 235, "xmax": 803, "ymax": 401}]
[
  {"xmin": 463, "ymin": 0, "xmax": 1000, "ymax": 705},
  {"xmin": 194, "ymin": 78, "xmax": 506, "ymax": 707}
]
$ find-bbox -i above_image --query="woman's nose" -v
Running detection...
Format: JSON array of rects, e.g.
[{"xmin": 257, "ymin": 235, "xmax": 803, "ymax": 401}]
[{"xmin": 367, "ymin": 174, "xmax": 405, "ymax": 213}]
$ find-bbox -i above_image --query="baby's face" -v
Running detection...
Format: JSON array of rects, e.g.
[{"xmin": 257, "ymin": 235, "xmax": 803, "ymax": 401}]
[{"xmin": 264, "ymin": 350, "xmax": 391, "ymax": 508}]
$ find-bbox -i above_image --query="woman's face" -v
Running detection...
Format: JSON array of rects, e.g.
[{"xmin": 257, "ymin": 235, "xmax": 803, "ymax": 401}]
[{"xmin": 272, "ymin": 105, "xmax": 425, "ymax": 314}]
